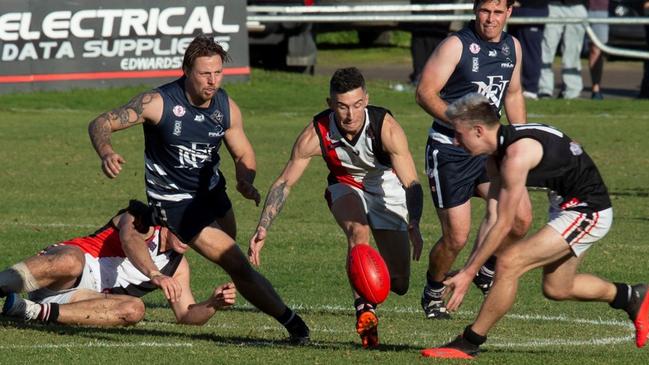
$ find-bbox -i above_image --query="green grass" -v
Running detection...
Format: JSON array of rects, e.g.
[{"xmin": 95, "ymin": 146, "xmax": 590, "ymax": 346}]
[{"xmin": 1, "ymin": 70, "xmax": 649, "ymax": 364}]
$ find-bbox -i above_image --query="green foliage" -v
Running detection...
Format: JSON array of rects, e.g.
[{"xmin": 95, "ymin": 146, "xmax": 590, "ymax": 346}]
[{"xmin": 0, "ymin": 70, "xmax": 648, "ymax": 363}]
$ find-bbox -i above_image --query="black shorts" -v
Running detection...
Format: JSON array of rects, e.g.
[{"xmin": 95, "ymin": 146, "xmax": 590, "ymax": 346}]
[
  {"xmin": 149, "ymin": 177, "xmax": 232, "ymax": 243},
  {"xmin": 425, "ymin": 136, "xmax": 489, "ymax": 209}
]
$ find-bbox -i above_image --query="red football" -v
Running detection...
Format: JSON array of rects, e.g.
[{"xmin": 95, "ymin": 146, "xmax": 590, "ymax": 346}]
[{"xmin": 347, "ymin": 244, "xmax": 391, "ymax": 304}]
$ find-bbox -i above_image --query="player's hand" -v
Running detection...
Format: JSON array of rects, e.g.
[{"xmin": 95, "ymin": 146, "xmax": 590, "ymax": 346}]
[
  {"xmin": 101, "ymin": 152, "xmax": 126, "ymax": 179},
  {"xmin": 237, "ymin": 180, "xmax": 261, "ymax": 206},
  {"xmin": 150, "ymin": 273, "xmax": 182, "ymax": 303},
  {"xmin": 443, "ymin": 269, "xmax": 474, "ymax": 312},
  {"xmin": 211, "ymin": 282, "xmax": 236, "ymax": 309},
  {"xmin": 248, "ymin": 227, "xmax": 267, "ymax": 267},
  {"xmin": 408, "ymin": 221, "xmax": 423, "ymax": 261}
]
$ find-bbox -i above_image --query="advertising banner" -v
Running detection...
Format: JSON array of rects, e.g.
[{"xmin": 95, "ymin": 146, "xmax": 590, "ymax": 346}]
[{"xmin": 0, "ymin": 0, "xmax": 249, "ymax": 93}]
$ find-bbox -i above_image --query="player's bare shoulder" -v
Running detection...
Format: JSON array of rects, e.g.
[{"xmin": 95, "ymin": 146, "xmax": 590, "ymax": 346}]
[{"xmin": 293, "ymin": 122, "xmax": 322, "ymax": 159}]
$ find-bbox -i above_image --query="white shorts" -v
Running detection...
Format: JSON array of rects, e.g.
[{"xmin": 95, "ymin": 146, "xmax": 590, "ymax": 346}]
[
  {"xmin": 547, "ymin": 207, "xmax": 613, "ymax": 256},
  {"xmin": 326, "ymin": 183, "xmax": 408, "ymax": 231},
  {"xmin": 28, "ymin": 253, "xmax": 101, "ymax": 304}
]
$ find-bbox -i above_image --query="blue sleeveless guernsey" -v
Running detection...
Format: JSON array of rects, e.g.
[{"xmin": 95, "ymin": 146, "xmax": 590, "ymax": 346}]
[{"xmin": 144, "ymin": 77, "xmax": 231, "ymax": 202}]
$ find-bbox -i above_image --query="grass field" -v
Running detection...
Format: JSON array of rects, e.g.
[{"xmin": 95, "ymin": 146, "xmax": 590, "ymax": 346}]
[{"xmin": 1, "ymin": 70, "xmax": 649, "ymax": 364}]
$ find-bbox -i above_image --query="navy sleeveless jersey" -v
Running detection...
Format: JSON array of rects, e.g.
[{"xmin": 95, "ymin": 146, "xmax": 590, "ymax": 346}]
[
  {"xmin": 440, "ymin": 21, "xmax": 516, "ymax": 118},
  {"xmin": 496, "ymin": 124, "xmax": 611, "ymax": 212},
  {"xmin": 144, "ymin": 77, "xmax": 231, "ymax": 202}
]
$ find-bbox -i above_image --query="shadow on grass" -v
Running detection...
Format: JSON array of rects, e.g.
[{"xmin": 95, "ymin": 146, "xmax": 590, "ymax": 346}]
[{"xmin": 610, "ymin": 188, "xmax": 649, "ymax": 198}]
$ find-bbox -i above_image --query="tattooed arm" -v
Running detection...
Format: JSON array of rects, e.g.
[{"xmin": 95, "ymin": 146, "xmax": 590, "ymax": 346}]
[
  {"xmin": 247, "ymin": 123, "xmax": 321, "ymax": 267},
  {"xmin": 88, "ymin": 90, "xmax": 163, "ymax": 178}
]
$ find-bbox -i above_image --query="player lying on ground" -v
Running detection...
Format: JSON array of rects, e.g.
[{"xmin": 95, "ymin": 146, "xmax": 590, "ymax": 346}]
[
  {"xmin": 421, "ymin": 93, "xmax": 649, "ymax": 359},
  {"xmin": 0, "ymin": 200, "xmax": 236, "ymax": 326},
  {"xmin": 249, "ymin": 67, "xmax": 424, "ymax": 348}
]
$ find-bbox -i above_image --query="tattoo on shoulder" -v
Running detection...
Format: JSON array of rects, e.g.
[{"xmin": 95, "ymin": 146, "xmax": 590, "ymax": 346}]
[{"xmin": 108, "ymin": 91, "xmax": 158, "ymax": 126}]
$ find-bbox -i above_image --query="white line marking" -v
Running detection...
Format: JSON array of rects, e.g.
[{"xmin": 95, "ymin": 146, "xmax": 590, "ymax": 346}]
[
  {"xmin": 490, "ymin": 335, "xmax": 634, "ymax": 348},
  {"xmin": 0, "ymin": 222, "xmax": 97, "ymax": 229},
  {"xmin": 0, "ymin": 342, "xmax": 193, "ymax": 350}
]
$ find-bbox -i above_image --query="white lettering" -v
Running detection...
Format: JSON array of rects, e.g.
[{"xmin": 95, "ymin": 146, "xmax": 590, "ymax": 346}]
[
  {"xmin": 212, "ymin": 6, "xmax": 239, "ymax": 33},
  {"xmin": 70, "ymin": 10, "xmax": 96, "ymax": 38},
  {"xmin": 147, "ymin": 8, "xmax": 160, "ymax": 36},
  {"xmin": 120, "ymin": 9, "xmax": 148, "ymax": 37},
  {"xmin": 19, "ymin": 13, "xmax": 40, "ymax": 40},
  {"xmin": 183, "ymin": 7, "xmax": 212, "ymax": 35},
  {"xmin": 0, "ymin": 13, "xmax": 21, "ymax": 41},
  {"xmin": 55, "ymin": 41, "xmax": 74, "ymax": 59},
  {"xmin": 1, "ymin": 43, "xmax": 19, "ymax": 61},
  {"xmin": 97, "ymin": 9, "xmax": 122, "ymax": 37},
  {"xmin": 39, "ymin": 41, "xmax": 58, "ymax": 58},
  {"xmin": 18, "ymin": 43, "xmax": 38, "ymax": 61},
  {"xmin": 43, "ymin": 11, "xmax": 71, "ymax": 39},
  {"xmin": 158, "ymin": 7, "xmax": 185, "ymax": 35}
]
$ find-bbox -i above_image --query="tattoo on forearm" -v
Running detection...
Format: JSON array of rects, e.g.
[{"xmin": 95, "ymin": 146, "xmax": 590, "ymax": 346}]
[
  {"xmin": 258, "ymin": 182, "xmax": 289, "ymax": 229},
  {"xmin": 405, "ymin": 182, "xmax": 423, "ymax": 223},
  {"xmin": 88, "ymin": 116, "xmax": 113, "ymax": 156}
]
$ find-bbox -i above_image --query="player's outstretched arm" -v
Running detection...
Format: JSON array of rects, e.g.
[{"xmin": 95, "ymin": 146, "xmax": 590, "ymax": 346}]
[
  {"xmin": 88, "ymin": 90, "xmax": 162, "ymax": 178},
  {"xmin": 117, "ymin": 212, "xmax": 181, "ymax": 302},
  {"xmin": 224, "ymin": 98, "xmax": 261, "ymax": 206},
  {"xmin": 415, "ymin": 35, "xmax": 462, "ymax": 122},
  {"xmin": 248, "ymin": 123, "xmax": 321, "ymax": 267},
  {"xmin": 380, "ymin": 114, "xmax": 424, "ymax": 260},
  {"xmin": 169, "ymin": 258, "xmax": 236, "ymax": 325}
]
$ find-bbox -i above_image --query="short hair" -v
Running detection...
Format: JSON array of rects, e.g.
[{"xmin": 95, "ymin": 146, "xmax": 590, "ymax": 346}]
[
  {"xmin": 445, "ymin": 93, "xmax": 500, "ymax": 128},
  {"xmin": 329, "ymin": 67, "xmax": 366, "ymax": 96},
  {"xmin": 182, "ymin": 34, "xmax": 230, "ymax": 72},
  {"xmin": 473, "ymin": 0, "xmax": 515, "ymax": 11}
]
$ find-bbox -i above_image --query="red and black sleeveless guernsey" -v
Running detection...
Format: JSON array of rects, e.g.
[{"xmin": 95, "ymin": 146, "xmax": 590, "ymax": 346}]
[
  {"xmin": 312, "ymin": 106, "xmax": 403, "ymax": 195},
  {"xmin": 60, "ymin": 221, "xmax": 183, "ymax": 297},
  {"xmin": 496, "ymin": 123, "xmax": 612, "ymax": 213},
  {"xmin": 145, "ymin": 77, "xmax": 231, "ymax": 202}
]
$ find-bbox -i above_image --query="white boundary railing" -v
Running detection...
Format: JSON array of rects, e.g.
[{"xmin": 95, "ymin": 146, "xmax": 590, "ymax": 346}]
[{"xmin": 247, "ymin": 4, "xmax": 649, "ymax": 59}]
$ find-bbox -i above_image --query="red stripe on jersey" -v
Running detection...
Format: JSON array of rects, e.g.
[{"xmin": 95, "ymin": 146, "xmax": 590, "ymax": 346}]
[
  {"xmin": 62, "ymin": 225, "xmax": 126, "ymax": 258},
  {"xmin": 314, "ymin": 114, "xmax": 364, "ymax": 190}
]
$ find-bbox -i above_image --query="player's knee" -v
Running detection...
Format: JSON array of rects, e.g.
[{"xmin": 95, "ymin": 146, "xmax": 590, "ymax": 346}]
[
  {"xmin": 390, "ymin": 277, "xmax": 409, "ymax": 296},
  {"xmin": 440, "ymin": 232, "xmax": 468, "ymax": 254},
  {"xmin": 218, "ymin": 247, "xmax": 255, "ymax": 279},
  {"xmin": 119, "ymin": 298, "xmax": 145, "ymax": 325},
  {"xmin": 542, "ymin": 283, "xmax": 572, "ymax": 301},
  {"xmin": 494, "ymin": 250, "xmax": 525, "ymax": 279}
]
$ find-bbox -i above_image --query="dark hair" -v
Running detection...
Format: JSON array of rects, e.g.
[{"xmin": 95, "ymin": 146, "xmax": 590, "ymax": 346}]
[
  {"xmin": 473, "ymin": 0, "xmax": 515, "ymax": 11},
  {"xmin": 329, "ymin": 67, "xmax": 366, "ymax": 96},
  {"xmin": 182, "ymin": 34, "xmax": 230, "ymax": 72}
]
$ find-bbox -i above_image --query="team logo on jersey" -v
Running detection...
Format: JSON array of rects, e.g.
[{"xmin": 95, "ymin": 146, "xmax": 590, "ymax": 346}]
[
  {"xmin": 173, "ymin": 105, "xmax": 186, "ymax": 117},
  {"xmin": 469, "ymin": 43, "xmax": 480, "ymax": 54},
  {"xmin": 472, "ymin": 57, "xmax": 480, "ymax": 73},
  {"xmin": 471, "ymin": 75, "xmax": 510, "ymax": 107},
  {"xmin": 173, "ymin": 120, "xmax": 182, "ymax": 136},
  {"xmin": 208, "ymin": 124, "xmax": 225, "ymax": 138},
  {"xmin": 488, "ymin": 49, "xmax": 497, "ymax": 57},
  {"xmin": 194, "ymin": 114, "xmax": 205, "ymax": 122},
  {"xmin": 569, "ymin": 141, "xmax": 583, "ymax": 156},
  {"xmin": 211, "ymin": 110, "xmax": 224, "ymax": 124},
  {"xmin": 500, "ymin": 62, "xmax": 514, "ymax": 68},
  {"xmin": 174, "ymin": 142, "xmax": 215, "ymax": 169},
  {"xmin": 501, "ymin": 44, "xmax": 510, "ymax": 56}
]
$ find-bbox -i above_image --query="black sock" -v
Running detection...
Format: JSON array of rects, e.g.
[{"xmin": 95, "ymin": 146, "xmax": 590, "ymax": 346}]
[
  {"xmin": 38, "ymin": 303, "xmax": 60, "ymax": 324},
  {"xmin": 426, "ymin": 271, "xmax": 444, "ymax": 290},
  {"xmin": 354, "ymin": 297, "xmax": 375, "ymax": 315},
  {"xmin": 609, "ymin": 282, "xmax": 631, "ymax": 310},
  {"xmin": 463, "ymin": 325, "xmax": 487, "ymax": 346},
  {"xmin": 482, "ymin": 256, "xmax": 497, "ymax": 273},
  {"xmin": 276, "ymin": 308, "xmax": 308, "ymax": 337}
]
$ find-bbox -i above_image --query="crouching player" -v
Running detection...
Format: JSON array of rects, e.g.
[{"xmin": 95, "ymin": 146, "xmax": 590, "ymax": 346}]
[
  {"xmin": 0, "ymin": 200, "xmax": 236, "ymax": 326},
  {"xmin": 249, "ymin": 67, "xmax": 424, "ymax": 348},
  {"xmin": 423, "ymin": 93, "xmax": 649, "ymax": 359}
]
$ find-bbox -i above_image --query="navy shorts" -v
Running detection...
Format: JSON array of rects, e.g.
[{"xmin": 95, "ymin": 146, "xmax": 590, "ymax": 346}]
[
  {"xmin": 149, "ymin": 176, "xmax": 232, "ymax": 243},
  {"xmin": 425, "ymin": 136, "xmax": 489, "ymax": 209}
]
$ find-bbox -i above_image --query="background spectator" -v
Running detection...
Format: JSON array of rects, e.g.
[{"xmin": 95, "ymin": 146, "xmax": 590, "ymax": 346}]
[{"xmin": 587, "ymin": 0, "xmax": 609, "ymax": 100}]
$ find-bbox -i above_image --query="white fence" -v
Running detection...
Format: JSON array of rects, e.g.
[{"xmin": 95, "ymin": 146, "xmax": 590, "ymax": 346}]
[{"xmin": 247, "ymin": 4, "xmax": 649, "ymax": 60}]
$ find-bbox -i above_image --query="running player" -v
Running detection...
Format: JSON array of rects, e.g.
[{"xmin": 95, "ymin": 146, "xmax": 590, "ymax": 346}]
[
  {"xmin": 87, "ymin": 34, "xmax": 309, "ymax": 343},
  {"xmin": 1, "ymin": 200, "xmax": 236, "ymax": 327},
  {"xmin": 422, "ymin": 93, "xmax": 649, "ymax": 359},
  {"xmin": 415, "ymin": 0, "xmax": 532, "ymax": 319},
  {"xmin": 248, "ymin": 67, "xmax": 424, "ymax": 349}
]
